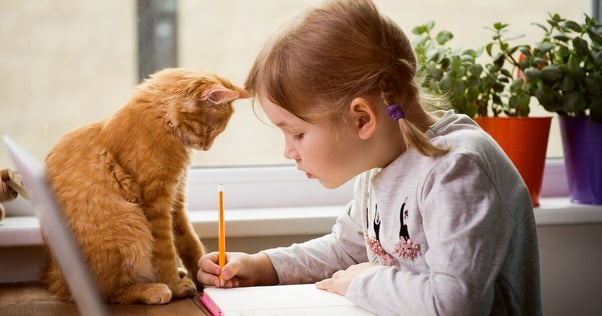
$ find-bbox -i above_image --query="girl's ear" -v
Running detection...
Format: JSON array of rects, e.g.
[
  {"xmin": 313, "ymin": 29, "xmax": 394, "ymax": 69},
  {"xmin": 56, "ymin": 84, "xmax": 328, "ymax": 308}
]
[
  {"xmin": 201, "ymin": 84, "xmax": 251, "ymax": 104},
  {"xmin": 349, "ymin": 97, "xmax": 378, "ymax": 140}
]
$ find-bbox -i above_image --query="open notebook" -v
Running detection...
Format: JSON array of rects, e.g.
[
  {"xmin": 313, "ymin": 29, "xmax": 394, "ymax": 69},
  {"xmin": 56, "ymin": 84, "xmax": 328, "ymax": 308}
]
[
  {"xmin": 2, "ymin": 136, "xmax": 109, "ymax": 316},
  {"xmin": 200, "ymin": 283, "xmax": 375, "ymax": 315}
]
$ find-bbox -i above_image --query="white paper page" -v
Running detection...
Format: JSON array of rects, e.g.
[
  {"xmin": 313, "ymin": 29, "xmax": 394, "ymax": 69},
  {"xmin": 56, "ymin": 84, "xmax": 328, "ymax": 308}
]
[{"xmin": 203, "ymin": 284, "xmax": 374, "ymax": 315}]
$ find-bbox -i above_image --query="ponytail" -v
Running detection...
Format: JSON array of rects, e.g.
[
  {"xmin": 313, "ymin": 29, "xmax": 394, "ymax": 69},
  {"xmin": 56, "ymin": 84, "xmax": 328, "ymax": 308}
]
[
  {"xmin": 379, "ymin": 60, "xmax": 449, "ymax": 157},
  {"xmin": 397, "ymin": 117, "xmax": 449, "ymax": 157}
]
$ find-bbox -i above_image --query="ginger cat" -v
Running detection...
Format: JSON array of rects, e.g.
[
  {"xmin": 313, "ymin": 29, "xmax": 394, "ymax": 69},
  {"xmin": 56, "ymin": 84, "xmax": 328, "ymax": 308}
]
[{"xmin": 44, "ymin": 68, "xmax": 249, "ymax": 304}]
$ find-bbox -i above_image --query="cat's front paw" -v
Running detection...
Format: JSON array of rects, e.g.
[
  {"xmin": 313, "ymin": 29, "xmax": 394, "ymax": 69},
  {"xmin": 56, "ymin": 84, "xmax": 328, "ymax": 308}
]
[
  {"xmin": 138, "ymin": 283, "xmax": 173, "ymax": 305},
  {"xmin": 170, "ymin": 277, "xmax": 197, "ymax": 298}
]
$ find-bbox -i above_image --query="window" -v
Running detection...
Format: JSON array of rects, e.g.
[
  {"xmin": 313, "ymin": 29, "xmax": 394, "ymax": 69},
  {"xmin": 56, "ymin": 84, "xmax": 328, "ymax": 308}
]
[{"xmin": 0, "ymin": 0, "xmax": 595, "ymax": 207}]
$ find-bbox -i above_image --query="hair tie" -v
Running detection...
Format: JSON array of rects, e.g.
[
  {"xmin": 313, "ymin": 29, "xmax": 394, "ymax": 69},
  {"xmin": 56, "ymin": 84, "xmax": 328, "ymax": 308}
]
[{"xmin": 387, "ymin": 104, "xmax": 405, "ymax": 120}]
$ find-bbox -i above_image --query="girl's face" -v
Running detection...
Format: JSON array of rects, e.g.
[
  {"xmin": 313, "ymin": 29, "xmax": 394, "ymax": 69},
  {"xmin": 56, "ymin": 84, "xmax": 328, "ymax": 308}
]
[{"xmin": 259, "ymin": 94, "xmax": 366, "ymax": 189}]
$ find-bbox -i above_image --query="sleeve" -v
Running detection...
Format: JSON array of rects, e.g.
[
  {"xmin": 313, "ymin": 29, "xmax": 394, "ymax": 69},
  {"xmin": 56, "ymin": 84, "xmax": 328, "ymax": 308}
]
[
  {"xmin": 346, "ymin": 154, "xmax": 517, "ymax": 316},
  {"xmin": 262, "ymin": 193, "xmax": 369, "ymax": 284}
]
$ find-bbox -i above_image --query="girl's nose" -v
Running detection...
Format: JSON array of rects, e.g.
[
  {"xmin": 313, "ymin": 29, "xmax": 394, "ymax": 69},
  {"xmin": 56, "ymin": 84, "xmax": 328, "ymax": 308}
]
[{"xmin": 283, "ymin": 141, "xmax": 298, "ymax": 160}]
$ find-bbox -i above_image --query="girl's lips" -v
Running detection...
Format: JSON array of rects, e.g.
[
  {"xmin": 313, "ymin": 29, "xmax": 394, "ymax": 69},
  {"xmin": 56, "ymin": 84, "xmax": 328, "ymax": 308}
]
[{"xmin": 305, "ymin": 172, "xmax": 314, "ymax": 179}]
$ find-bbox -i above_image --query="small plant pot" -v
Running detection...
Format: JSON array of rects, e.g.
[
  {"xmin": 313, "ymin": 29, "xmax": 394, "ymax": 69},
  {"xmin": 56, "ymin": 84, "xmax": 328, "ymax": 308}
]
[
  {"xmin": 559, "ymin": 116, "xmax": 602, "ymax": 205},
  {"xmin": 474, "ymin": 117, "xmax": 552, "ymax": 207}
]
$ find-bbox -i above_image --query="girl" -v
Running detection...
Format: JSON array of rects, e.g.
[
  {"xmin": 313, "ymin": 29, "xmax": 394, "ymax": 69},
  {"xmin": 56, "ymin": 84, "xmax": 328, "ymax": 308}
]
[{"xmin": 197, "ymin": 0, "xmax": 542, "ymax": 315}]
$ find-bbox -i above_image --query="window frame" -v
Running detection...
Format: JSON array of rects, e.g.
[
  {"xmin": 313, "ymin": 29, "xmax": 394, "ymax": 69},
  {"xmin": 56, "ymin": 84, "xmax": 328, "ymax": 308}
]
[
  {"xmin": 185, "ymin": 164, "xmax": 354, "ymax": 211},
  {"xmin": 185, "ymin": 158, "xmax": 569, "ymax": 212}
]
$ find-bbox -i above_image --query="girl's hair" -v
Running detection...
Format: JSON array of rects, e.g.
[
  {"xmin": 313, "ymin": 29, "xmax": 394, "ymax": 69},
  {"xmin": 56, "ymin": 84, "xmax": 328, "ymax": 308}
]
[{"xmin": 245, "ymin": 0, "xmax": 449, "ymax": 157}]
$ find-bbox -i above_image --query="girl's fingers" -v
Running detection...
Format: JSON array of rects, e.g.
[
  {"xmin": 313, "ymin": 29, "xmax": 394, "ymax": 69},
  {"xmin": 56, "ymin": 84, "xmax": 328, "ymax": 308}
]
[
  {"xmin": 197, "ymin": 269, "xmax": 221, "ymax": 287},
  {"xmin": 197, "ymin": 252, "xmax": 223, "ymax": 286},
  {"xmin": 197, "ymin": 252, "xmax": 245, "ymax": 287},
  {"xmin": 198, "ymin": 252, "xmax": 221, "ymax": 274}
]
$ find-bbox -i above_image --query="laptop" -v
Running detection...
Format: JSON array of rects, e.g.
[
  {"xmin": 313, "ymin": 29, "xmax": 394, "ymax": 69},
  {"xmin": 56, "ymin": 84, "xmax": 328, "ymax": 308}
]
[{"xmin": 2, "ymin": 135, "xmax": 109, "ymax": 316}]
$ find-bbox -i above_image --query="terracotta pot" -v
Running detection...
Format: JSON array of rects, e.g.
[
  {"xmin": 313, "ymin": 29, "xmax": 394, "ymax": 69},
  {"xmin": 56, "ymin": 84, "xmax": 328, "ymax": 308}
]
[{"xmin": 474, "ymin": 117, "xmax": 552, "ymax": 207}]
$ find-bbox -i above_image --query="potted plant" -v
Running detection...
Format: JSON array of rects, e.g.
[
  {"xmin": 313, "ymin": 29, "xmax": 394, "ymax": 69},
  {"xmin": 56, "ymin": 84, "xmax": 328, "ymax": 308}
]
[
  {"xmin": 413, "ymin": 22, "xmax": 552, "ymax": 206},
  {"xmin": 413, "ymin": 21, "xmax": 533, "ymax": 118},
  {"xmin": 509, "ymin": 13, "xmax": 602, "ymax": 204}
]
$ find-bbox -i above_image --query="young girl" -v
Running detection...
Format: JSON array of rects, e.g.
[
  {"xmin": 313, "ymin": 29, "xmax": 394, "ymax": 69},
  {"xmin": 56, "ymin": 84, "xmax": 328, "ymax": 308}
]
[{"xmin": 197, "ymin": 0, "xmax": 542, "ymax": 314}]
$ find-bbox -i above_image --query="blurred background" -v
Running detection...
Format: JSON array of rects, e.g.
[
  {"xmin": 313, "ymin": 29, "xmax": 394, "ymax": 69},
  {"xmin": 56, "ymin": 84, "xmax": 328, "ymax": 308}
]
[{"xmin": 0, "ymin": 0, "xmax": 594, "ymax": 167}]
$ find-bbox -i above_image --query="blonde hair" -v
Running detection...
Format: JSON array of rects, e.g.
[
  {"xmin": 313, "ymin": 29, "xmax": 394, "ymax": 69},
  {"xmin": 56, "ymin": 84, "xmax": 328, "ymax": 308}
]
[{"xmin": 246, "ymin": 0, "xmax": 448, "ymax": 157}]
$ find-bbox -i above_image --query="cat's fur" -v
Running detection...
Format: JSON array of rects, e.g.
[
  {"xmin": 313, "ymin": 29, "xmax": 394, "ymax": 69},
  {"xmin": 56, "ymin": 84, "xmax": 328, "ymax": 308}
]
[{"xmin": 43, "ymin": 68, "xmax": 250, "ymax": 304}]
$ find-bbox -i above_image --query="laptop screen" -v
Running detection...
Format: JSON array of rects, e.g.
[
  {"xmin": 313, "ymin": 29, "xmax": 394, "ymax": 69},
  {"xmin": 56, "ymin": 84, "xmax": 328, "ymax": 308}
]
[{"xmin": 2, "ymin": 135, "xmax": 108, "ymax": 316}]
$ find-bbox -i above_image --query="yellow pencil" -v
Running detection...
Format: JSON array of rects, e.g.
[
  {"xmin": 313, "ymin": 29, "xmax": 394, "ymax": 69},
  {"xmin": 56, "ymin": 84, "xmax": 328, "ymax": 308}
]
[{"xmin": 218, "ymin": 184, "xmax": 226, "ymax": 287}]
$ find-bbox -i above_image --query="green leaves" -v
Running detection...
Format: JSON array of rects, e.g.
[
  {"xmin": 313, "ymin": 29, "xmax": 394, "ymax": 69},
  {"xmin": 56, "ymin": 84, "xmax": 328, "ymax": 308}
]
[
  {"xmin": 524, "ymin": 68, "xmax": 541, "ymax": 81},
  {"xmin": 514, "ymin": 13, "xmax": 602, "ymax": 119},
  {"xmin": 540, "ymin": 65, "xmax": 563, "ymax": 82},
  {"xmin": 563, "ymin": 20, "xmax": 582, "ymax": 32},
  {"xmin": 572, "ymin": 37, "xmax": 589, "ymax": 56},
  {"xmin": 535, "ymin": 42, "xmax": 553, "ymax": 53},
  {"xmin": 413, "ymin": 21, "xmax": 528, "ymax": 118},
  {"xmin": 435, "ymin": 31, "xmax": 454, "ymax": 45},
  {"xmin": 509, "ymin": 93, "xmax": 531, "ymax": 116},
  {"xmin": 591, "ymin": 98, "xmax": 602, "ymax": 123},
  {"xmin": 413, "ymin": 13, "xmax": 602, "ymax": 119},
  {"xmin": 411, "ymin": 21, "xmax": 435, "ymax": 36},
  {"xmin": 535, "ymin": 85, "xmax": 554, "ymax": 111},
  {"xmin": 562, "ymin": 92, "xmax": 587, "ymax": 114}
]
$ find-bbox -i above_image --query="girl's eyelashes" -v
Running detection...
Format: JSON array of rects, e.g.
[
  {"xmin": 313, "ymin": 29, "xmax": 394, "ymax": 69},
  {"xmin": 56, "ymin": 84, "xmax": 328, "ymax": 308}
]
[{"xmin": 293, "ymin": 133, "xmax": 305, "ymax": 140}]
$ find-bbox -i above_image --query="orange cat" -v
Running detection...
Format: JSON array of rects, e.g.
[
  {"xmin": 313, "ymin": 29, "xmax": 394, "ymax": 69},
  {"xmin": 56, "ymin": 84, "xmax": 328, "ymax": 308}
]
[{"xmin": 43, "ymin": 68, "xmax": 249, "ymax": 304}]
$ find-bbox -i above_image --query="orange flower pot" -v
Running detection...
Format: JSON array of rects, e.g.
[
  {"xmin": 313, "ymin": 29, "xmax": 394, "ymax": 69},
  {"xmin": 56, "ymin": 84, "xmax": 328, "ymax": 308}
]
[{"xmin": 474, "ymin": 117, "xmax": 552, "ymax": 207}]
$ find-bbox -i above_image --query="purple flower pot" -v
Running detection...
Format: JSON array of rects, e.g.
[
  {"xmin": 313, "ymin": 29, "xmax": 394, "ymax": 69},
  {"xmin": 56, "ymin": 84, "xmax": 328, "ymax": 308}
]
[{"xmin": 559, "ymin": 116, "xmax": 602, "ymax": 204}]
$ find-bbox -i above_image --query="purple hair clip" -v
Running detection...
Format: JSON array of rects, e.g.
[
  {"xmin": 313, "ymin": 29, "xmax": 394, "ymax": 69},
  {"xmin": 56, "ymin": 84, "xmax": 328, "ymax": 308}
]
[{"xmin": 387, "ymin": 104, "xmax": 405, "ymax": 120}]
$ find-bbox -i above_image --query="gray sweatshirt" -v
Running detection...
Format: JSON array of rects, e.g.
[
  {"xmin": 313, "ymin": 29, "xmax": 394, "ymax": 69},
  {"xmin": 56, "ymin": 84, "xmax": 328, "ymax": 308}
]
[{"xmin": 263, "ymin": 111, "xmax": 542, "ymax": 316}]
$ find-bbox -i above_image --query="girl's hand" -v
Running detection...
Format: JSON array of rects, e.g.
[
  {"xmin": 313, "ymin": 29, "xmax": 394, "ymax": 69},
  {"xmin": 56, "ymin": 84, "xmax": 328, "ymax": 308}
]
[
  {"xmin": 315, "ymin": 262, "xmax": 376, "ymax": 295},
  {"xmin": 197, "ymin": 252, "xmax": 278, "ymax": 288},
  {"xmin": 197, "ymin": 251, "xmax": 243, "ymax": 288}
]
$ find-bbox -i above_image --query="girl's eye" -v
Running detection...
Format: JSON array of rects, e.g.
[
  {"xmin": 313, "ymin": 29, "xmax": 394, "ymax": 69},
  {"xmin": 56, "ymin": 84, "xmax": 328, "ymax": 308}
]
[{"xmin": 293, "ymin": 133, "xmax": 304, "ymax": 140}]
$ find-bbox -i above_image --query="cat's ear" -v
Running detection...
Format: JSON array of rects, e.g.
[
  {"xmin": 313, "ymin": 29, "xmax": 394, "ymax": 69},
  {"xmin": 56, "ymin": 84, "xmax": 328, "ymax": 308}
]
[{"xmin": 201, "ymin": 85, "xmax": 251, "ymax": 105}]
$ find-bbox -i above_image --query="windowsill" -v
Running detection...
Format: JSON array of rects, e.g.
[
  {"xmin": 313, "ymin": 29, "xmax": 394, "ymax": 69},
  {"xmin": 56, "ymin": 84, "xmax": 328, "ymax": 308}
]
[{"xmin": 1, "ymin": 198, "xmax": 601, "ymax": 247}]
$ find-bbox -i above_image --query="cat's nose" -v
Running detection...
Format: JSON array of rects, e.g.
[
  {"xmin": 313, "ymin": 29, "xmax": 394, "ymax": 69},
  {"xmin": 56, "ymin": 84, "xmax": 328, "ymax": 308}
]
[{"xmin": 202, "ymin": 139, "xmax": 215, "ymax": 151}]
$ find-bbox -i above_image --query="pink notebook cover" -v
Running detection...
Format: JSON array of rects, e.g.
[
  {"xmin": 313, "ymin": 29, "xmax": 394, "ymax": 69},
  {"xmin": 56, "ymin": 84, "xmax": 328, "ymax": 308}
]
[{"xmin": 199, "ymin": 291, "xmax": 222, "ymax": 316}]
